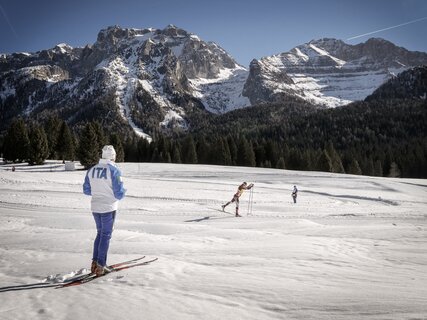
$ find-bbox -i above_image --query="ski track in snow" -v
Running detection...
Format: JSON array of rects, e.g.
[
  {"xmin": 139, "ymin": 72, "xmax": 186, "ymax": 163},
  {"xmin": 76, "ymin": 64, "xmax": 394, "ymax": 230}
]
[{"xmin": 0, "ymin": 161, "xmax": 426, "ymax": 320}]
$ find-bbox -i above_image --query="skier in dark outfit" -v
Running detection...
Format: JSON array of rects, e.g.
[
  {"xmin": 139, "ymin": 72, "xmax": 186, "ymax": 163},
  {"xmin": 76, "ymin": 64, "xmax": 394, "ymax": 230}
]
[
  {"xmin": 292, "ymin": 185, "xmax": 298, "ymax": 203},
  {"xmin": 222, "ymin": 182, "xmax": 254, "ymax": 217}
]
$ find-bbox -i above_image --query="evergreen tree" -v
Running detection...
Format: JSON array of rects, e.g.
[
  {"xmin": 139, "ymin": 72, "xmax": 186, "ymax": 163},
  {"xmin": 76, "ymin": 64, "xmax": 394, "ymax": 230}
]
[
  {"xmin": 44, "ymin": 114, "xmax": 62, "ymax": 159},
  {"xmin": 317, "ymin": 149, "xmax": 333, "ymax": 172},
  {"xmin": 348, "ymin": 159, "xmax": 362, "ymax": 175},
  {"xmin": 237, "ymin": 137, "xmax": 255, "ymax": 167},
  {"xmin": 253, "ymin": 142, "xmax": 266, "ymax": 167},
  {"xmin": 287, "ymin": 148, "xmax": 303, "ymax": 170},
  {"xmin": 325, "ymin": 141, "xmax": 345, "ymax": 173},
  {"xmin": 56, "ymin": 122, "xmax": 75, "ymax": 161},
  {"xmin": 362, "ymin": 157, "xmax": 375, "ymax": 176},
  {"xmin": 91, "ymin": 121, "xmax": 107, "ymax": 149},
  {"xmin": 388, "ymin": 162, "xmax": 401, "ymax": 177},
  {"xmin": 28, "ymin": 124, "xmax": 49, "ymax": 165},
  {"xmin": 3, "ymin": 118, "xmax": 30, "ymax": 163},
  {"xmin": 263, "ymin": 160, "xmax": 272, "ymax": 168},
  {"xmin": 124, "ymin": 136, "xmax": 138, "ymax": 162},
  {"xmin": 212, "ymin": 137, "xmax": 231, "ymax": 165},
  {"xmin": 383, "ymin": 152, "xmax": 392, "ymax": 178},
  {"xmin": 137, "ymin": 138, "xmax": 151, "ymax": 162},
  {"xmin": 109, "ymin": 133, "xmax": 125, "ymax": 162},
  {"xmin": 221, "ymin": 137, "xmax": 232, "ymax": 165},
  {"xmin": 373, "ymin": 160, "xmax": 383, "ymax": 177},
  {"xmin": 0, "ymin": 135, "xmax": 4, "ymax": 156},
  {"xmin": 196, "ymin": 136, "xmax": 210, "ymax": 164},
  {"xmin": 341, "ymin": 152, "xmax": 354, "ymax": 175},
  {"xmin": 276, "ymin": 157, "xmax": 286, "ymax": 169},
  {"xmin": 78, "ymin": 123, "xmax": 99, "ymax": 169},
  {"xmin": 227, "ymin": 136, "xmax": 238, "ymax": 165},
  {"xmin": 412, "ymin": 143, "xmax": 427, "ymax": 177},
  {"xmin": 157, "ymin": 135, "xmax": 170, "ymax": 161},
  {"xmin": 301, "ymin": 150, "xmax": 313, "ymax": 171},
  {"xmin": 282, "ymin": 143, "xmax": 290, "ymax": 163},
  {"xmin": 150, "ymin": 147, "xmax": 160, "ymax": 162},
  {"xmin": 163, "ymin": 151, "xmax": 172, "ymax": 163},
  {"xmin": 265, "ymin": 140, "xmax": 280, "ymax": 168},
  {"xmin": 171, "ymin": 141, "xmax": 182, "ymax": 164},
  {"xmin": 182, "ymin": 135, "xmax": 198, "ymax": 164}
]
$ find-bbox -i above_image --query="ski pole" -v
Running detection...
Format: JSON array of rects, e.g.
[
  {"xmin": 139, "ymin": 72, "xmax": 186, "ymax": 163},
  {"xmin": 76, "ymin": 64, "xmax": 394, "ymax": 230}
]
[
  {"xmin": 247, "ymin": 188, "xmax": 251, "ymax": 215},
  {"xmin": 250, "ymin": 186, "xmax": 254, "ymax": 215},
  {"xmin": 247, "ymin": 186, "xmax": 254, "ymax": 216}
]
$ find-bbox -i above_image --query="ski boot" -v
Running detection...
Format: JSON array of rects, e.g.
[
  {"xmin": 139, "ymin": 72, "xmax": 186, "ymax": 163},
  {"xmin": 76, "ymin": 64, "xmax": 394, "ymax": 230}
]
[
  {"xmin": 95, "ymin": 264, "xmax": 113, "ymax": 276},
  {"xmin": 91, "ymin": 260, "xmax": 97, "ymax": 273}
]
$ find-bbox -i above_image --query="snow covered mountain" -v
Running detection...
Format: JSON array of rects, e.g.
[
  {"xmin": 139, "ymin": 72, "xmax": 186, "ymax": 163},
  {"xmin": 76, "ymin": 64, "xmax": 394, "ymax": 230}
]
[
  {"xmin": 0, "ymin": 25, "xmax": 249, "ymax": 136},
  {"xmin": 244, "ymin": 38, "xmax": 427, "ymax": 107},
  {"xmin": 1, "ymin": 26, "xmax": 427, "ymax": 136}
]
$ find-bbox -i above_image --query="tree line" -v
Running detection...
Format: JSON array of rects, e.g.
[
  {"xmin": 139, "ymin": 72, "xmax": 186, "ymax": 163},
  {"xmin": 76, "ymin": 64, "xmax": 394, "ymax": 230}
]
[
  {"xmin": 1, "ymin": 116, "xmax": 124, "ymax": 168},
  {"xmin": 1, "ymin": 97, "xmax": 426, "ymax": 178}
]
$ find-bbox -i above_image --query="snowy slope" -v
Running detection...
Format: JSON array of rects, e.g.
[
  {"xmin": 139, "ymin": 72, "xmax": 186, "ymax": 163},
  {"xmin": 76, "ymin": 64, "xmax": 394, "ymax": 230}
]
[
  {"xmin": 246, "ymin": 38, "xmax": 427, "ymax": 107},
  {"xmin": 188, "ymin": 65, "xmax": 250, "ymax": 113},
  {"xmin": 2, "ymin": 32, "xmax": 427, "ymax": 136},
  {"xmin": 1, "ymin": 161, "xmax": 426, "ymax": 320},
  {"xmin": 79, "ymin": 25, "xmax": 250, "ymax": 137}
]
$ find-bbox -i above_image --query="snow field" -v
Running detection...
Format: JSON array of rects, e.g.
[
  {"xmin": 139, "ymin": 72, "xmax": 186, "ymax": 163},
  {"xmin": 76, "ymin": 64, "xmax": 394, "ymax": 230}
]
[{"xmin": 0, "ymin": 162, "xmax": 426, "ymax": 319}]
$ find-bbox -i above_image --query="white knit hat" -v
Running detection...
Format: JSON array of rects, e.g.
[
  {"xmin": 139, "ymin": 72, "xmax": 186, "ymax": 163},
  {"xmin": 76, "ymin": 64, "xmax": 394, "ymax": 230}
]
[{"xmin": 102, "ymin": 145, "xmax": 116, "ymax": 161}]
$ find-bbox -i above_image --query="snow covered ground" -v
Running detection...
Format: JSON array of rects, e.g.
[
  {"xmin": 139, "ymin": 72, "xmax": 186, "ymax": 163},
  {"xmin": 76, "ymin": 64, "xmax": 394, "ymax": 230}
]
[{"xmin": 0, "ymin": 161, "xmax": 426, "ymax": 320}]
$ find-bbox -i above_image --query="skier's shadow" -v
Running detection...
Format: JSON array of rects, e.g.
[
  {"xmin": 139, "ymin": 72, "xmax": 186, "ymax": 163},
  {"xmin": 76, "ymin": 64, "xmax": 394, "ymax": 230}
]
[
  {"xmin": 184, "ymin": 215, "xmax": 235, "ymax": 223},
  {"xmin": 185, "ymin": 216, "xmax": 211, "ymax": 222}
]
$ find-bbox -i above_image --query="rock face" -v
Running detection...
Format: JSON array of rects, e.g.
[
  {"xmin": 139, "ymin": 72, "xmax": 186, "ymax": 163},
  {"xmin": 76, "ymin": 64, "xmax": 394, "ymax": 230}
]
[
  {"xmin": 1, "ymin": 27, "xmax": 427, "ymax": 135},
  {"xmin": 0, "ymin": 25, "xmax": 249, "ymax": 136},
  {"xmin": 243, "ymin": 38, "xmax": 427, "ymax": 107}
]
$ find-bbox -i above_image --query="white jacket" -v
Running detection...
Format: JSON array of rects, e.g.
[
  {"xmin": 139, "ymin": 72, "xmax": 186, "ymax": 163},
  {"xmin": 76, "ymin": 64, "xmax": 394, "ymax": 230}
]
[{"xmin": 83, "ymin": 159, "xmax": 126, "ymax": 213}]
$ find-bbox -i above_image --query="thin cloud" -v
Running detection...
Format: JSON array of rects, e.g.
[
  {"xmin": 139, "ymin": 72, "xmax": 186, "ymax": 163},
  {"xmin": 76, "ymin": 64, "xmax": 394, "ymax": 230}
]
[
  {"xmin": 0, "ymin": 3, "xmax": 19, "ymax": 39},
  {"xmin": 347, "ymin": 16, "xmax": 427, "ymax": 40}
]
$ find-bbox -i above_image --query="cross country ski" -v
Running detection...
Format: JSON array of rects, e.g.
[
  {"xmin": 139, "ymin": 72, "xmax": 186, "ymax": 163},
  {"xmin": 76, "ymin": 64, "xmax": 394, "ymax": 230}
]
[
  {"xmin": 57, "ymin": 257, "xmax": 158, "ymax": 288},
  {"xmin": 0, "ymin": 256, "xmax": 155, "ymax": 292}
]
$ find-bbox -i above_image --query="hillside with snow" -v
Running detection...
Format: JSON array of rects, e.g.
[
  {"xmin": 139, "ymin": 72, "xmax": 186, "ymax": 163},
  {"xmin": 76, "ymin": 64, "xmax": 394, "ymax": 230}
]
[
  {"xmin": 0, "ymin": 25, "xmax": 250, "ymax": 137},
  {"xmin": 244, "ymin": 38, "xmax": 427, "ymax": 107},
  {"xmin": 2, "ymin": 27, "xmax": 427, "ymax": 135},
  {"xmin": 0, "ymin": 162, "xmax": 426, "ymax": 319}
]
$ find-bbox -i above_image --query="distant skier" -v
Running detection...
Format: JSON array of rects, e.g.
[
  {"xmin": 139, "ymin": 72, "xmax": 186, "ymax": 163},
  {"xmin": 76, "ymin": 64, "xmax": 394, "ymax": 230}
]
[
  {"xmin": 83, "ymin": 145, "xmax": 126, "ymax": 276},
  {"xmin": 292, "ymin": 185, "xmax": 298, "ymax": 203},
  {"xmin": 222, "ymin": 182, "xmax": 254, "ymax": 217}
]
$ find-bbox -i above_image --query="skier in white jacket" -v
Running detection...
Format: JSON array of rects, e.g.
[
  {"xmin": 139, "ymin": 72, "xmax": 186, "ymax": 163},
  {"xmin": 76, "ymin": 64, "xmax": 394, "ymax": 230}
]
[{"xmin": 83, "ymin": 145, "xmax": 126, "ymax": 276}]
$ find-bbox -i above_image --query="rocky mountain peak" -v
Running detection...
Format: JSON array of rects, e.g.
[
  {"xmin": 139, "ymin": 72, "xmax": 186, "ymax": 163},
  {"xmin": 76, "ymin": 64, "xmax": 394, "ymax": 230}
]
[
  {"xmin": 160, "ymin": 24, "xmax": 190, "ymax": 38},
  {"xmin": 1, "ymin": 27, "xmax": 426, "ymax": 136},
  {"xmin": 307, "ymin": 38, "xmax": 348, "ymax": 57},
  {"xmin": 244, "ymin": 37, "xmax": 427, "ymax": 107},
  {"xmin": 95, "ymin": 25, "xmax": 151, "ymax": 53}
]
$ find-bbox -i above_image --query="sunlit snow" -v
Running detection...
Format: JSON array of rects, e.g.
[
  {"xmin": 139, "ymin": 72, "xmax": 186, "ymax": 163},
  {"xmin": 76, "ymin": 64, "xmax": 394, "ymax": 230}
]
[{"xmin": 0, "ymin": 161, "xmax": 426, "ymax": 320}]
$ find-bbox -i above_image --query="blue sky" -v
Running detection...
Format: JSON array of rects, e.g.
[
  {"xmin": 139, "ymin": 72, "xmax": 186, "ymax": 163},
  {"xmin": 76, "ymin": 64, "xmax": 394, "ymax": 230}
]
[{"xmin": 1, "ymin": 0, "xmax": 426, "ymax": 66}]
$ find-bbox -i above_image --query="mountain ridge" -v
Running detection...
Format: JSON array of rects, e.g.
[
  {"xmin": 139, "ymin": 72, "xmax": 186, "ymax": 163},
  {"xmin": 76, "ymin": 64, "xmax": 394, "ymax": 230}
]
[{"xmin": 1, "ymin": 25, "xmax": 427, "ymax": 137}]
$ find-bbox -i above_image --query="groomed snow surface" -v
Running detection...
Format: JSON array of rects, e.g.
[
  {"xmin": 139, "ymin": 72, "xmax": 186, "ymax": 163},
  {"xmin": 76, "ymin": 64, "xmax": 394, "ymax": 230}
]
[{"xmin": 0, "ymin": 162, "xmax": 426, "ymax": 320}]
